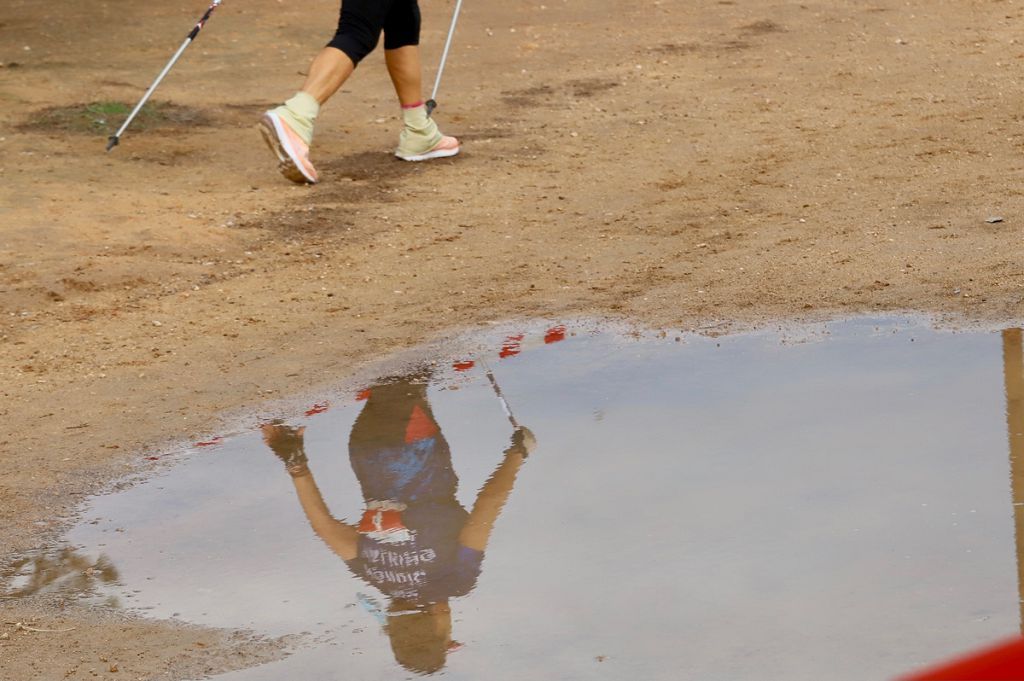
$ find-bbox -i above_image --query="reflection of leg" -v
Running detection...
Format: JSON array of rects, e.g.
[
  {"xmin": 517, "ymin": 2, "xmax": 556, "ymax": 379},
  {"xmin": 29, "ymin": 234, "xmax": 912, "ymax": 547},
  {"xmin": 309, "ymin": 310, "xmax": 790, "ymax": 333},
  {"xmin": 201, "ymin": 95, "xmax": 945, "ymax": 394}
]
[{"xmin": 1003, "ymin": 329, "xmax": 1024, "ymax": 632}]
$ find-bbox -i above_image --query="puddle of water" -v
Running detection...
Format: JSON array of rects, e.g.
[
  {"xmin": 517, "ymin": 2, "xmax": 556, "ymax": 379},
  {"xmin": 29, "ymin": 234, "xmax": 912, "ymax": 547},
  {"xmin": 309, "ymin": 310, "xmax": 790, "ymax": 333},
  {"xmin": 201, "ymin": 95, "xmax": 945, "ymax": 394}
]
[{"xmin": 7, "ymin": 318, "xmax": 1024, "ymax": 680}]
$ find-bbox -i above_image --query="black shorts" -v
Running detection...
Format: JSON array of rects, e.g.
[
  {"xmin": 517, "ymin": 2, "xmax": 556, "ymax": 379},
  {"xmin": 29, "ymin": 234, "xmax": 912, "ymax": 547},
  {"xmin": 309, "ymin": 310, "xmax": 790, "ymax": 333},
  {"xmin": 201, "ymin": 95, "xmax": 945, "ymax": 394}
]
[{"xmin": 327, "ymin": 0, "xmax": 421, "ymax": 65}]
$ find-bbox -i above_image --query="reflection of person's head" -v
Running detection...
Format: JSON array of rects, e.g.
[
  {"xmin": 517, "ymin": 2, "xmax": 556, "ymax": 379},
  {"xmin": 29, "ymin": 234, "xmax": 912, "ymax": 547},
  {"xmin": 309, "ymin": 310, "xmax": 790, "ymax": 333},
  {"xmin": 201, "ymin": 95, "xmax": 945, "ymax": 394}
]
[{"xmin": 386, "ymin": 601, "xmax": 453, "ymax": 675}]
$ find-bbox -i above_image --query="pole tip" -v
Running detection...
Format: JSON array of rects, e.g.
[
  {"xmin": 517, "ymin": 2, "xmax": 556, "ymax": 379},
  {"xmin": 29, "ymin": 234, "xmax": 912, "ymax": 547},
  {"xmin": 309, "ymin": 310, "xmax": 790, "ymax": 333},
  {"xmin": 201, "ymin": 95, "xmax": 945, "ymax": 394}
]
[
  {"xmin": 105, "ymin": 136, "xmax": 119, "ymax": 153},
  {"xmin": 425, "ymin": 99, "xmax": 437, "ymax": 117}
]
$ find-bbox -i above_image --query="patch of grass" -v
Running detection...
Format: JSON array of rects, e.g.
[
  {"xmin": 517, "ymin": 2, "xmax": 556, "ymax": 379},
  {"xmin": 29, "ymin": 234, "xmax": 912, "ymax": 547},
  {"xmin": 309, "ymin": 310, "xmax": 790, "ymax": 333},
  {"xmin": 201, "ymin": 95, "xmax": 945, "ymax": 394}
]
[{"xmin": 20, "ymin": 100, "xmax": 213, "ymax": 135}]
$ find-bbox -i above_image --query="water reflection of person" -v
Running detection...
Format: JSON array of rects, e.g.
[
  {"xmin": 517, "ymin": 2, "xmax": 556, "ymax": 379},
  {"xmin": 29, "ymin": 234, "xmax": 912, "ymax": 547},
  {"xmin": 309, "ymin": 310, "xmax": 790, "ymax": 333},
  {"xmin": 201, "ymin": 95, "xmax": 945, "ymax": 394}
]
[{"xmin": 262, "ymin": 372, "xmax": 536, "ymax": 675}]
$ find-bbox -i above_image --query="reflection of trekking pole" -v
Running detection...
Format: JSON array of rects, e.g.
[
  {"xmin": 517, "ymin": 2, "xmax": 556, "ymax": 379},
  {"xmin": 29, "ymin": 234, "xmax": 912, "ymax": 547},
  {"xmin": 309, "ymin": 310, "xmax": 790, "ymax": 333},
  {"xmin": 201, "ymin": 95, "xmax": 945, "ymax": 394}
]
[
  {"xmin": 106, "ymin": 0, "xmax": 224, "ymax": 152},
  {"xmin": 425, "ymin": 0, "xmax": 465, "ymax": 117},
  {"xmin": 481, "ymin": 362, "xmax": 520, "ymax": 429}
]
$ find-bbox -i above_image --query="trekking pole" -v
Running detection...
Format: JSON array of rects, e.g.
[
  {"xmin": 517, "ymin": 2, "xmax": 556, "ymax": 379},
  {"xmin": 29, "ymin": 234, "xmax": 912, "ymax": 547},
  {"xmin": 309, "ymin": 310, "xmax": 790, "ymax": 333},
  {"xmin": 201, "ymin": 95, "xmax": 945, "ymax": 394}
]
[
  {"xmin": 106, "ymin": 0, "xmax": 224, "ymax": 152},
  {"xmin": 425, "ymin": 0, "xmax": 465, "ymax": 117},
  {"xmin": 481, "ymin": 361, "xmax": 520, "ymax": 430}
]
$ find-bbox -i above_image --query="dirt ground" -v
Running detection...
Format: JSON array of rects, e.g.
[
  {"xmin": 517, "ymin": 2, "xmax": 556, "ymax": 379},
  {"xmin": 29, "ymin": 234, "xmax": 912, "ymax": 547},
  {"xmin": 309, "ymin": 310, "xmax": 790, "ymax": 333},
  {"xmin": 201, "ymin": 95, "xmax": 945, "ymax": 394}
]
[{"xmin": 3, "ymin": 0, "xmax": 1024, "ymax": 677}]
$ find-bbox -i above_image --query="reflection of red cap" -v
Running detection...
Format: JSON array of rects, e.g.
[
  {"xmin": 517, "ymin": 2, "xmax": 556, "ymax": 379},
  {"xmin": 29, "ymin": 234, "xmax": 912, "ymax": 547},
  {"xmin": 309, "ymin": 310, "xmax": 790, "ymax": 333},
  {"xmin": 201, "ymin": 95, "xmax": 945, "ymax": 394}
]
[
  {"xmin": 453, "ymin": 361, "xmax": 475, "ymax": 372},
  {"xmin": 899, "ymin": 636, "xmax": 1024, "ymax": 680},
  {"xmin": 545, "ymin": 326, "xmax": 567, "ymax": 344},
  {"xmin": 356, "ymin": 389, "xmax": 372, "ymax": 402}
]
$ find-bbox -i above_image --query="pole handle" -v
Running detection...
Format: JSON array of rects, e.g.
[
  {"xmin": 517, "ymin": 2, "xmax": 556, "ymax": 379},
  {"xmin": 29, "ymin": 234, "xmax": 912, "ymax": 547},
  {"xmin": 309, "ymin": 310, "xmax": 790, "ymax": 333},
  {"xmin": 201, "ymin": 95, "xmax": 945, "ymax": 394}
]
[{"xmin": 188, "ymin": 0, "xmax": 222, "ymax": 40}]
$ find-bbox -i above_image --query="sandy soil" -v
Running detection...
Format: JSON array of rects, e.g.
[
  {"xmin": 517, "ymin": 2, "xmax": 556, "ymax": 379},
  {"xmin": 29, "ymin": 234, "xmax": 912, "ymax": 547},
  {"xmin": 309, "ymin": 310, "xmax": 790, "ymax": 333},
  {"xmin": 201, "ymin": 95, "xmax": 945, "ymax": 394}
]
[
  {"xmin": 0, "ymin": 607, "xmax": 287, "ymax": 681},
  {"xmin": 3, "ymin": 0, "xmax": 1024, "ymax": 677}
]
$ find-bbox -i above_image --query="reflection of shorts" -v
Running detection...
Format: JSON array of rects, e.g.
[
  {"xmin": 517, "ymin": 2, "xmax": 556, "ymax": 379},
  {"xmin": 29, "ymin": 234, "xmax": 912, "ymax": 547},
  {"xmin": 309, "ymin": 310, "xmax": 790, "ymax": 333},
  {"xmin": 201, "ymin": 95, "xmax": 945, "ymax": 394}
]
[
  {"xmin": 328, "ymin": 0, "xmax": 422, "ymax": 65},
  {"xmin": 349, "ymin": 438, "xmax": 458, "ymax": 506}
]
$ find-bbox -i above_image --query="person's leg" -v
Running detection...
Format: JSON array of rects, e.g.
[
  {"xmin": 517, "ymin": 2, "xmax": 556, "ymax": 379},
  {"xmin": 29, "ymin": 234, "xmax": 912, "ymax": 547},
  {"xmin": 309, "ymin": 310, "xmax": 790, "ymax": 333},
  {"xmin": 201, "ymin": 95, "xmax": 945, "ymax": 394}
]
[
  {"xmin": 383, "ymin": 1, "xmax": 460, "ymax": 161},
  {"xmin": 384, "ymin": 45, "xmax": 424, "ymax": 107},
  {"xmin": 260, "ymin": 0, "xmax": 389, "ymax": 184},
  {"xmin": 303, "ymin": 48, "xmax": 356, "ymax": 105}
]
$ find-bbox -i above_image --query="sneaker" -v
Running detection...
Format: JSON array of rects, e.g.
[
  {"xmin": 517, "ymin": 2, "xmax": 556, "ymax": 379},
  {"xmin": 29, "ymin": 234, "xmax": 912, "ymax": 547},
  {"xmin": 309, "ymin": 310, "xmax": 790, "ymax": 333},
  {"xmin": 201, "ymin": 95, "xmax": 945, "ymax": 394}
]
[
  {"xmin": 395, "ymin": 135, "xmax": 460, "ymax": 162},
  {"xmin": 259, "ymin": 112, "xmax": 319, "ymax": 184}
]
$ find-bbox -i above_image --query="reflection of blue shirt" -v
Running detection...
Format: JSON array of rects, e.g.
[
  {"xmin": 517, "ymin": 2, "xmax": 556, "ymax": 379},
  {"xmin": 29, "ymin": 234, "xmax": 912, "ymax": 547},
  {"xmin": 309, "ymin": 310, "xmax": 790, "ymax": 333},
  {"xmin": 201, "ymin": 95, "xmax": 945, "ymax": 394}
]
[{"xmin": 345, "ymin": 381, "xmax": 484, "ymax": 604}]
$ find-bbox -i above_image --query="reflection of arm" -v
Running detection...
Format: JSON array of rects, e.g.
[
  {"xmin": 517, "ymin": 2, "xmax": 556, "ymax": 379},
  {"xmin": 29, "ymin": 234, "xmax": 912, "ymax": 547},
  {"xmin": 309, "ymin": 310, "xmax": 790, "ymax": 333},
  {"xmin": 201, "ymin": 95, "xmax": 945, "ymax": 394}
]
[
  {"xmin": 458, "ymin": 429, "xmax": 535, "ymax": 552},
  {"xmin": 262, "ymin": 423, "xmax": 359, "ymax": 562},
  {"xmin": 291, "ymin": 470, "xmax": 360, "ymax": 561}
]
